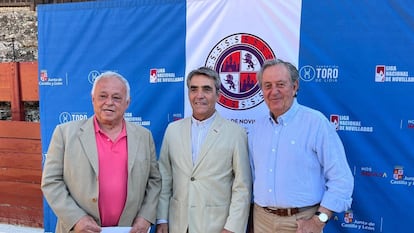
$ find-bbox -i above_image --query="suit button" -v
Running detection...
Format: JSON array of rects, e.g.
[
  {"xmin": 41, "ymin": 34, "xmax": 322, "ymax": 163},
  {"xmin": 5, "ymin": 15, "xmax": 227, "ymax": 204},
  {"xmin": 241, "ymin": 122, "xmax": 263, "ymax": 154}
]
[{"xmin": 190, "ymin": 177, "xmax": 195, "ymax": 181}]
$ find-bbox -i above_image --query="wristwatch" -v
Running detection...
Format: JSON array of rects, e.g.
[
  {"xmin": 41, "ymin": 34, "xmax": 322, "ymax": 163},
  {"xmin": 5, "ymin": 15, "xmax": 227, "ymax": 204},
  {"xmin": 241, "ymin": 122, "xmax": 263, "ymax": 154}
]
[{"xmin": 315, "ymin": 211, "xmax": 329, "ymax": 223}]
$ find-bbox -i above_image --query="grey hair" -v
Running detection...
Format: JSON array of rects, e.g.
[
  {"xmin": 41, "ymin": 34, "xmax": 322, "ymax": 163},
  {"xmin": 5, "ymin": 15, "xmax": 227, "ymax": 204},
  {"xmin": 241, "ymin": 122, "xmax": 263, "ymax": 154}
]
[
  {"xmin": 257, "ymin": 59, "xmax": 299, "ymax": 87},
  {"xmin": 186, "ymin": 67, "xmax": 221, "ymax": 95},
  {"xmin": 91, "ymin": 71, "xmax": 131, "ymax": 101}
]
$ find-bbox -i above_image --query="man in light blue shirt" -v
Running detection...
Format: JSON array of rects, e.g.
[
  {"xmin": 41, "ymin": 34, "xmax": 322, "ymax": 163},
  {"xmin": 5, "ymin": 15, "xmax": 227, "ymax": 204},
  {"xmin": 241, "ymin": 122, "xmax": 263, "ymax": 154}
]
[{"xmin": 249, "ymin": 59, "xmax": 353, "ymax": 233}]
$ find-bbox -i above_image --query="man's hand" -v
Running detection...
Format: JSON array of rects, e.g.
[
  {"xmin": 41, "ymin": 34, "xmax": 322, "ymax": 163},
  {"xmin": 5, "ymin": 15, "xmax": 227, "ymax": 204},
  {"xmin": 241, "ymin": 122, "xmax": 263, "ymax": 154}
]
[
  {"xmin": 73, "ymin": 215, "xmax": 101, "ymax": 233},
  {"xmin": 130, "ymin": 216, "xmax": 151, "ymax": 233},
  {"xmin": 156, "ymin": 223, "xmax": 168, "ymax": 233},
  {"xmin": 296, "ymin": 216, "xmax": 325, "ymax": 233}
]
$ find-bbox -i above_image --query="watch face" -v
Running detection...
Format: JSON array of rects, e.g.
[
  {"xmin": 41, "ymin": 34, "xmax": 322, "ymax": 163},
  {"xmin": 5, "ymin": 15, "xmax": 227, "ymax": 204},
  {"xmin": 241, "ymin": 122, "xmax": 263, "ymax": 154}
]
[{"xmin": 317, "ymin": 212, "xmax": 329, "ymax": 222}]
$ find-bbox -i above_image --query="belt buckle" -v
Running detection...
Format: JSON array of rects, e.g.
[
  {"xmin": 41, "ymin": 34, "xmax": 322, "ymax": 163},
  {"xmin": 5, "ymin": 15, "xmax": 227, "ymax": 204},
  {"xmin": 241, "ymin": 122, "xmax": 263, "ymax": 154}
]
[
  {"xmin": 263, "ymin": 207, "xmax": 275, "ymax": 214},
  {"xmin": 263, "ymin": 206, "xmax": 298, "ymax": 216}
]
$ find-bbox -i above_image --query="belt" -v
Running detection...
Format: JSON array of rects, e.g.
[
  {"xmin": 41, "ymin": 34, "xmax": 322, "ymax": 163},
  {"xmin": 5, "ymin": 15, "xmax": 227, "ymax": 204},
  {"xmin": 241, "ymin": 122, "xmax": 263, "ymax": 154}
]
[{"xmin": 260, "ymin": 204, "xmax": 319, "ymax": 217}]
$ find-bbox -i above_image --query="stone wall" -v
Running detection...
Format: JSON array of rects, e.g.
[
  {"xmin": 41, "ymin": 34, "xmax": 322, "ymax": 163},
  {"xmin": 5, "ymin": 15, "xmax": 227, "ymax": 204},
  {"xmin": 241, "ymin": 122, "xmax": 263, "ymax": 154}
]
[
  {"xmin": 0, "ymin": 7, "xmax": 37, "ymax": 62},
  {"xmin": 0, "ymin": 7, "xmax": 39, "ymax": 121}
]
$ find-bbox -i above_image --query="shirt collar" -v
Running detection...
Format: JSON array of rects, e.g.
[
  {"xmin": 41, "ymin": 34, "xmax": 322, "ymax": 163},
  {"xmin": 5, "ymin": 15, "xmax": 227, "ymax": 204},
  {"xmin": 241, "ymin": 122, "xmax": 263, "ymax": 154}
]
[
  {"xmin": 192, "ymin": 111, "xmax": 216, "ymax": 127},
  {"xmin": 268, "ymin": 98, "xmax": 299, "ymax": 126},
  {"xmin": 93, "ymin": 116, "xmax": 127, "ymax": 137},
  {"xmin": 93, "ymin": 116, "xmax": 102, "ymax": 133}
]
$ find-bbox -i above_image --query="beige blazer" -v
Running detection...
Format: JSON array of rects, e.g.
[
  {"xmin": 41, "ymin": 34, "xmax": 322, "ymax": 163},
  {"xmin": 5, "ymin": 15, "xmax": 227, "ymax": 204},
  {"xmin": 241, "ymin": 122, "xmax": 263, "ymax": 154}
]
[
  {"xmin": 157, "ymin": 114, "xmax": 252, "ymax": 233},
  {"xmin": 41, "ymin": 117, "xmax": 161, "ymax": 233}
]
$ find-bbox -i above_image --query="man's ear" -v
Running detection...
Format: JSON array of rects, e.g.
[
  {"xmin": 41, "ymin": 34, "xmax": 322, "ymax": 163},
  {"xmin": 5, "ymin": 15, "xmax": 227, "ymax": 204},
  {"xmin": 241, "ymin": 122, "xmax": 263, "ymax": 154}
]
[{"xmin": 293, "ymin": 80, "xmax": 299, "ymax": 96}]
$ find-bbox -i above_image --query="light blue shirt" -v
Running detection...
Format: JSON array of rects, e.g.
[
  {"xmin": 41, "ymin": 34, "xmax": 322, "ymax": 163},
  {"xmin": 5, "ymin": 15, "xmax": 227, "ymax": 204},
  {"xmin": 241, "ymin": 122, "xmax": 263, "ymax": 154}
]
[
  {"xmin": 191, "ymin": 113, "xmax": 216, "ymax": 164},
  {"xmin": 248, "ymin": 99, "xmax": 353, "ymax": 213}
]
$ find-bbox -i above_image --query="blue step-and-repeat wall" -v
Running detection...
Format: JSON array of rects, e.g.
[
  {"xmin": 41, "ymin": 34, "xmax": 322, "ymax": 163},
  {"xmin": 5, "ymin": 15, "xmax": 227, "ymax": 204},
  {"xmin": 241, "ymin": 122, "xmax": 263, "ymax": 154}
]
[{"xmin": 37, "ymin": 1, "xmax": 414, "ymax": 232}]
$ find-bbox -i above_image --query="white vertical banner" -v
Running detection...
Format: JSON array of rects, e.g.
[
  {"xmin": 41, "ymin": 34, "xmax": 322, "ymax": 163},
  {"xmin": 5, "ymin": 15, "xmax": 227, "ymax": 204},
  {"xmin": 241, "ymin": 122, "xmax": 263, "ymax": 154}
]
[{"xmin": 185, "ymin": 0, "xmax": 302, "ymax": 132}]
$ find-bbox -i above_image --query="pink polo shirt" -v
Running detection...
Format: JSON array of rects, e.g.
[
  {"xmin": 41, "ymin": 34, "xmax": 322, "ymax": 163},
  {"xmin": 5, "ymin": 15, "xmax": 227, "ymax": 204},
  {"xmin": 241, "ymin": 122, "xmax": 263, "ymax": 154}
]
[{"xmin": 94, "ymin": 117, "xmax": 128, "ymax": 226}]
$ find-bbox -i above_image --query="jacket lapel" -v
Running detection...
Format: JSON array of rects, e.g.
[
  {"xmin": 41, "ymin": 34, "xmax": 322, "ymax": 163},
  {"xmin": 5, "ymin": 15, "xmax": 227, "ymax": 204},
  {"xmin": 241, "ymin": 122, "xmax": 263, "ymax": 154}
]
[
  {"xmin": 126, "ymin": 122, "xmax": 139, "ymax": 174},
  {"xmin": 79, "ymin": 118, "xmax": 99, "ymax": 175},
  {"xmin": 193, "ymin": 115, "xmax": 222, "ymax": 169},
  {"xmin": 182, "ymin": 118, "xmax": 194, "ymax": 169}
]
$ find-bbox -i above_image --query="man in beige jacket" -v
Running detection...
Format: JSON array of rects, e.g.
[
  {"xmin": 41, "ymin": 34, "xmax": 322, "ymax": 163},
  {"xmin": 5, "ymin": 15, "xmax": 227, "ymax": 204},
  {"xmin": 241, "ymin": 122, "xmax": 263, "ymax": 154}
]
[
  {"xmin": 156, "ymin": 67, "xmax": 252, "ymax": 233},
  {"xmin": 41, "ymin": 71, "xmax": 161, "ymax": 233}
]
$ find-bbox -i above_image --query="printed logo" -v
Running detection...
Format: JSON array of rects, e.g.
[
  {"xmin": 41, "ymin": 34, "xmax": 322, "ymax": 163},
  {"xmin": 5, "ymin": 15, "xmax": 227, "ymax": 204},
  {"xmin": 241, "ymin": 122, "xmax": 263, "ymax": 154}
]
[
  {"xmin": 88, "ymin": 70, "xmax": 101, "ymax": 84},
  {"xmin": 299, "ymin": 65, "xmax": 339, "ymax": 82},
  {"xmin": 341, "ymin": 210, "xmax": 376, "ymax": 231},
  {"xmin": 40, "ymin": 70, "xmax": 48, "ymax": 81},
  {"xmin": 393, "ymin": 166, "xmax": 404, "ymax": 180},
  {"xmin": 408, "ymin": 120, "xmax": 414, "ymax": 128},
  {"xmin": 299, "ymin": 65, "xmax": 316, "ymax": 82},
  {"xmin": 399, "ymin": 119, "xmax": 414, "ymax": 129},
  {"xmin": 148, "ymin": 68, "xmax": 183, "ymax": 83},
  {"xmin": 330, "ymin": 114, "xmax": 339, "ymax": 130},
  {"xmin": 38, "ymin": 70, "xmax": 66, "ymax": 86},
  {"xmin": 329, "ymin": 114, "xmax": 373, "ymax": 132},
  {"xmin": 390, "ymin": 165, "xmax": 414, "ymax": 186},
  {"xmin": 398, "ymin": 119, "xmax": 414, "ymax": 129},
  {"xmin": 205, "ymin": 33, "xmax": 276, "ymax": 110},
  {"xmin": 344, "ymin": 211, "xmax": 353, "ymax": 224},
  {"xmin": 124, "ymin": 112, "xmax": 151, "ymax": 126},
  {"xmin": 59, "ymin": 112, "xmax": 72, "ymax": 124},
  {"xmin": 59, "ymin": 112, "xmax": 88, "ymax": 124},
  {"xmin": 375, "ymin": 65, "xmax": 385, "ymax": 82},
  {"xmin": 374, "ymin": 65, "xmax": 414, "ymax": 82},
  {"xmin": 360, "ymin": 166, "xmax": 387, "ymax": 178},
  {"xmin": 150, "ymin": 69, "xmax": 158, "ymax": 83},
  {"xmin": 169, "ymin": 113, "xmax": 183, "ymax": 122}
]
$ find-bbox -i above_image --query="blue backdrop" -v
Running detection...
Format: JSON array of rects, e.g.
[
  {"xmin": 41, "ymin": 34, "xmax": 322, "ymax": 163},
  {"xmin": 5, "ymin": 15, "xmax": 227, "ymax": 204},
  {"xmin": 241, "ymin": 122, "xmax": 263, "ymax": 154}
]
[
  {"xmin": 38, "ymin": 1, "xmax": 186, "ymax": 231},
  {"xmin": 299, "ymin": 1, "xmax": 414, "ymax": 232},
  {"xmin": 38, "ymin": 1, "xmax": 414, "ymax": 232}
]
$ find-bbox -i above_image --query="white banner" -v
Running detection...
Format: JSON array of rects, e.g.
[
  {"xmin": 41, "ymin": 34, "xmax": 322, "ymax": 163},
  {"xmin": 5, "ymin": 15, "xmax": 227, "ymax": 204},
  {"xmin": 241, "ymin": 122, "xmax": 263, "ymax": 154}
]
[{"xmin": 185, "ymin": 0, "xmax": 302, "ymax": 133}]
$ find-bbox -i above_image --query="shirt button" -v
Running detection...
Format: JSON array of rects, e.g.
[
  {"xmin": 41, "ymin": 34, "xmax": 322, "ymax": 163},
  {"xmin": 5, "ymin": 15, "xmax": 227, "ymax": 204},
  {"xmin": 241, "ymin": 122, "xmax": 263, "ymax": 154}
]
[
  {"xmin": 268, "ymin": 189, "xmax": 272, "ymax": 193},
  {"xmin": 92, "ymin": 198, "xmax": 97, "ymax": 203},
  {"xmin": 190, "ymin": 177, "xmax": 195, "ymax": 181}
]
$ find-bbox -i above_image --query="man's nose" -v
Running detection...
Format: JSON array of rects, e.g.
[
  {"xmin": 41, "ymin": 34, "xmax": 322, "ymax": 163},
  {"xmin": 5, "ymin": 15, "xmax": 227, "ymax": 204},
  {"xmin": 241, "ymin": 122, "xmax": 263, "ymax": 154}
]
[{"xmin": 195, "ymin": 90, "xmax": 205, "ymax": 98}]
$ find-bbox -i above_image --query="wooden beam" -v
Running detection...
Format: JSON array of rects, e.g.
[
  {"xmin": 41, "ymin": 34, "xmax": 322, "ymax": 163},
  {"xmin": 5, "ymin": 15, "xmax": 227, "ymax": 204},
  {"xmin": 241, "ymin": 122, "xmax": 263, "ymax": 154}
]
[{"xmin": 10, "ymin": 62, "xmax": 24, "ymax": 121}]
